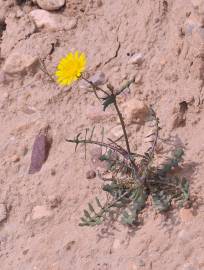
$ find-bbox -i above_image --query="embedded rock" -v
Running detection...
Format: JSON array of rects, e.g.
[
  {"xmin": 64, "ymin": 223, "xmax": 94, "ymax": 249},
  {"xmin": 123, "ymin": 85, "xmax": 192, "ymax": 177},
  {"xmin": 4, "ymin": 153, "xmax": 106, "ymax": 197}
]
[
  {"xmin": 3, "ymin": 52, "xmax": 39, "ymax": 75},
  {"xmin": 128, "ymin": 53, "xmax": 144, "ymax": 65},
  {"xmin": 29, "ymin": 10, "xmax": 77, "ymax": 32},
  {"xmin": 122, "ymin": 99, "xmax": 149, "ymax": 124},
  {"xmin": 29, "ymin": 9, "xmax": 59, "ymax": 31},
  {"xmin": 36, "ymin": 0, "xmax": 65, "ymax": 11}
]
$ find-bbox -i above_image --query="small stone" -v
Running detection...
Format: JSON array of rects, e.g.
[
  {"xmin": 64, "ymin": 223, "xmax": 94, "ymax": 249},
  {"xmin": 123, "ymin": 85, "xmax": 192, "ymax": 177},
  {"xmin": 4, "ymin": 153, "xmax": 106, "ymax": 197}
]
[
  {"xmin": 128, "ymin": 53, "xmax": 144, "ymax": 65},
  {"xmin": 29, "ymin": 9, "xmax": 59, "ymax": 31},
  {"xmin": 89, "ymin": 71, "xmax": 106, "ymax": 86},
  {"xmin": 36, "ymin": 0, "xmax": 65, "ymax": 11},
  {"xmin": 32, "ymin": 205, "xmax": 53, "ymax": 220},
  {"xmin": 11, "ymin": 154, "xmax": 20, "ymax": 163},
  {"xmin": 0, "ymin": 204, "xmax": 7, "ymax": 223},
  {"xmin": 3, "ymin": 52, "xmax": 39, "ymax": 75},
  {"xmin": 179, "ymin": 208, "xmax": 194, "ymax": 223},
  {"xmin": 122, "ymin": 99, "xmax": 149, "ymax": 124},
  {"xmin": 86, "ymin": 170, "xmax": 96, "ymax": 179},
  {"xmin": 47, "ymin": 195, "xmax": 62, "ymax": 208}
]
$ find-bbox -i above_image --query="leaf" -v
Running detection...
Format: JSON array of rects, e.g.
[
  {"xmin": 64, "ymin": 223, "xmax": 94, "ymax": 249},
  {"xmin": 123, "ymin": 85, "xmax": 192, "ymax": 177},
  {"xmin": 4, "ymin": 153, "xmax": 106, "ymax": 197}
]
[
  {"xmin": 28, "ymin": 133, "xmax": 50, "ymax": 174},
  {"xmin": 95, "ymin": 197, "xmax": 103, "ymax": 209},
  {"xmin": 88, "ymin": 203, "xmax": 95, "ymax": 213},
  {"xmin": 84, "ymin": 210, "xmax": 91, "ymax": 219},
  {"xmin": 75, "ymin": 133, "xmax": 81, "ymax": 152},
  {"xmin": 102, "ymin": 95, "xmax": 115, "ymax": 111},
  {"xmin": 181, "ymin": 178, "xmax": 189, "ymax": 200}
]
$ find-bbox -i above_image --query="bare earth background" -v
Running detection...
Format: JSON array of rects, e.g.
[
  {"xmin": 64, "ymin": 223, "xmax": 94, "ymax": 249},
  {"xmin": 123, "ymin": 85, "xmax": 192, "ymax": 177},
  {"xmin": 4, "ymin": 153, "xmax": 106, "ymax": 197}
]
[{"xmin": 0, "ymin": 0, "xmax": 204, "ymax": 269}]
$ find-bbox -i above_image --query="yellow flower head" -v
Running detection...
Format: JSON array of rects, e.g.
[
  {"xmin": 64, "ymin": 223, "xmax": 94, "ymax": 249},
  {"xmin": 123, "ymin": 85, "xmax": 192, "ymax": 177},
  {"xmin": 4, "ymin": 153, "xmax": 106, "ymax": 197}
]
[{"xmin": 55, "ymin": 51, "xmax": 86, "ymax": 86}]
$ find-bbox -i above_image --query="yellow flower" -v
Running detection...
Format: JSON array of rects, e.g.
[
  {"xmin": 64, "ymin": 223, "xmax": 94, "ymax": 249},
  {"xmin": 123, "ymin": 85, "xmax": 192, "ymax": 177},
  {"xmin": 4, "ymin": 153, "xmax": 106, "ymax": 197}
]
[{"xmin": 55, "ymin": 51, "xmax": 86, "ymax": 86}]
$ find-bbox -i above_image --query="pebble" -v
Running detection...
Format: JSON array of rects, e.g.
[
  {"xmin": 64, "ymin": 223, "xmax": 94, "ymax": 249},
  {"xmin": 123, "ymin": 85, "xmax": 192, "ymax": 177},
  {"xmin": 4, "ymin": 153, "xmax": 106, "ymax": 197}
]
[
  {"xmin": 89, "ymin": 71, "xmax": 106, "ymax": 86},
  {"xmin": 32, "ymin": 205, "xmax": 53, "ymax": 220},
  {"xmin": 86, "ymin": 170, "xmax": 96, "ymax": 179},
  {"xmin": 29, "ymin": 9, "xmax": 59, "ymax": 31},
  {"xmin": 11, "ymin": 154, "xmax": 20, "ymax": 163},
  {"xmin": 179, "ymin": 208, "xmax": 194, "ymax": 223},
  {"xmin": 3, "ymin": 52, "xmax": 39, "ymax": 75},
  {"xmin": 29, "ymin": 10, "xmax": 77, "ymax": 32},
  {"xmin": 128, "ymin": 53, "xmax": 144, "ymax": 65},
  {"xmin": 0, "ymin": 204, "xmax": 7, "ymax": 223},
  {"xmin": 122, "ymin": 99, "xmax": 149, "ymax": 124},
  {"xmin": 36, "ymin": 0, "xmax": 65, "ymax": 11}
]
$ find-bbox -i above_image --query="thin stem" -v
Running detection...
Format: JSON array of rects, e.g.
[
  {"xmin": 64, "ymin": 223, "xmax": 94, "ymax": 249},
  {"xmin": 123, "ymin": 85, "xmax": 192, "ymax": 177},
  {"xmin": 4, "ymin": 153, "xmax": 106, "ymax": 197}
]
[
  {"xmin": 66, "ymin": 138, "xmax": 129, "ymax": 159},
  {"xmin": 113, "ymin": 99, "xmax": 131, "ymax": 155},
  {"xmin": 81, "ymin": 76, "xmax": 110, "ymax": 97}
]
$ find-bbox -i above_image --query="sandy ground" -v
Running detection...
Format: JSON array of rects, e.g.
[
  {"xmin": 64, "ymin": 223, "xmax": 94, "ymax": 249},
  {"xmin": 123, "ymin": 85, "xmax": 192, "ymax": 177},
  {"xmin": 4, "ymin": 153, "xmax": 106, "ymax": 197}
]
[{"xmin": 0, "ymin": 0, "xmax": 204, "ymax": 269}]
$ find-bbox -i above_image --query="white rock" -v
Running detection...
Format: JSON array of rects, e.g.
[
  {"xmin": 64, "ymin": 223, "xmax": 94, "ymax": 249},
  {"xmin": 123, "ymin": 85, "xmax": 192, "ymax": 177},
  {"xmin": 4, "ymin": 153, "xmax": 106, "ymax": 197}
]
[
  {"xmin": 32, "ymin": 205, "xmax": 53, "ymax": 220},
  {"xmin": 3, "ymin": 52, "xmax": 39, "ymax": 75},
  {"xmin": 122, "ymin": 99, "xmax": 149, "ymax": 124},
  {"xmin": 36, "ymin": 0, "xmax": 65, "ymax": 11},
  {"xmin": 128, "ymin": 53, "xmax": 144, "ymax": 65},
  {"xmin": 0, "ymin": 204, "xmax": 7, "ymax": 223},
  {"xmin": 29, "ymin": 9, "xmax": 59, "ymax": 31},
  {"xmin": 89, "ymin": 71, "xmax": 106, "ymax": 86},
  {"xmin": 29, "ymin": 9, "xmax": 77, "ymax": 32}
]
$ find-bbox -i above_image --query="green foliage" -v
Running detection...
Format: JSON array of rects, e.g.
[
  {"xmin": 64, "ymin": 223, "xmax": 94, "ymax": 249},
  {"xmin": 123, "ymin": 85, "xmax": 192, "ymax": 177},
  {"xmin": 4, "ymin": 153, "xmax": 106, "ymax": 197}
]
[{"xmin": 66, "ymin": 77, "xmax": 191, "ymax": 228}]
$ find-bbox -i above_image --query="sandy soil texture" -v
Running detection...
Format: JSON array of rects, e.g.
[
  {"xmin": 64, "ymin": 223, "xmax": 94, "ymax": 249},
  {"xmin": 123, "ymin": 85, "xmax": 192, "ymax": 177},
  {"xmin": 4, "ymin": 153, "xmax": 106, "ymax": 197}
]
[{"xmin": 0, "ymin": 0, "xmax": 204, "ymax": 269}]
